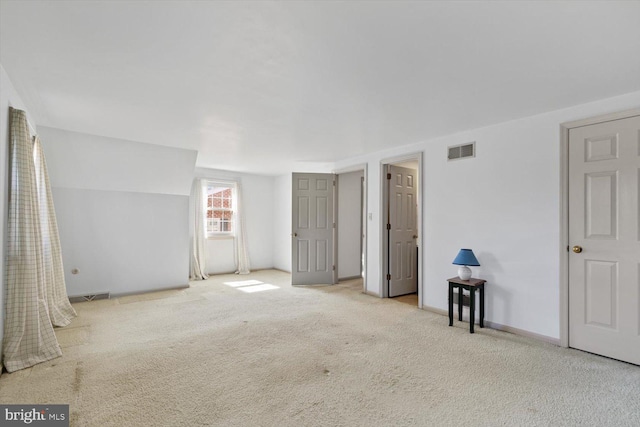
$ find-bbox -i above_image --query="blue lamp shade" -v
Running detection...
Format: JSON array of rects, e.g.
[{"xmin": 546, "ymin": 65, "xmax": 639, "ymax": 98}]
[
  {"xmin": 452, "ymin": 249, "xmax": 480, "ymax": 281},
  {"xmin": 452, "ymin": 249, "xmax": 480, "ymax": 266}
]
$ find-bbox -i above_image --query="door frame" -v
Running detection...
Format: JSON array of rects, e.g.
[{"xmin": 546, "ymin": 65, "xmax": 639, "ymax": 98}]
[
  {"xmin": 334, "ymin": 164, "xmax": 368, "ymax": 293},
  {"xmin": 559, "ymin": 108, "xmax": 640, "ymax": 348},
  {"xmin": 380, "ymin": 152, "xmax": 423, "ymax": 307}
]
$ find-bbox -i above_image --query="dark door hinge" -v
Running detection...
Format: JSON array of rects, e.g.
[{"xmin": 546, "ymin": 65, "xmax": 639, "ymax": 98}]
[
  {"xmin": 387, "ymin": 173, "xmax": 391, "ymax": 179},
  {"xmin": 386, "ymin": 274, "xmax": 391, "ymax": 281}
]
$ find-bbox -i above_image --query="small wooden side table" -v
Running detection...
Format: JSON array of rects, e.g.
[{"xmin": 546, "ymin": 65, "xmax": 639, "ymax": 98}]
[{"xmin": 448, "ymin": 277, "xmax": 486, "ymax": 333}]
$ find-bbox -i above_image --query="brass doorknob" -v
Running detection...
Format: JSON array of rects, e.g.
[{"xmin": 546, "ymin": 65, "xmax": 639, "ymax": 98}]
[{"xmin": 572, "ymin": 246, "xmax": 582, "ymax": 253}]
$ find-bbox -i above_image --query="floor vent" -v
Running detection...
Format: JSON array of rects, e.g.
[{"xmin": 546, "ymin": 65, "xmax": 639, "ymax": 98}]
[
  {"xmin": 69, "ymin": 292, "xmax": 110, "ymax": 303},
  {"xmin": 448, "ymin": 142, "xmax": 475, "ymax": 161}
]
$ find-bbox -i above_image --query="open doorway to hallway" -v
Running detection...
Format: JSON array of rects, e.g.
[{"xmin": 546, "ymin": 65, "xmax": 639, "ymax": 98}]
[
  {"xmin": 382, "ymin": 155, "xmax": 422, "ymax": 307},
  {"xmin": 336, "ymin": 168, "xmax": 366, "ymax": 293}
]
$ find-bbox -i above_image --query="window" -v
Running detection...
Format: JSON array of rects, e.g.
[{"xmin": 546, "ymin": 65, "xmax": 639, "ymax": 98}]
[{"xmin": 205, "ymin": 181, "xmax": 236, "ymax": 237}]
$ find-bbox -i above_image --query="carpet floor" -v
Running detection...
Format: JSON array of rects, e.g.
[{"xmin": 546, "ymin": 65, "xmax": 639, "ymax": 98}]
[{"xmin": 1, "ymin": 270, "xmax": 638, "ymax": 426}]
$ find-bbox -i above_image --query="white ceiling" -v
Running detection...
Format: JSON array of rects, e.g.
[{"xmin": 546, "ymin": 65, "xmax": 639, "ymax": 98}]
[{"xmin": 1, "ymin": 1, "xmax": 639, "ymax": 175}]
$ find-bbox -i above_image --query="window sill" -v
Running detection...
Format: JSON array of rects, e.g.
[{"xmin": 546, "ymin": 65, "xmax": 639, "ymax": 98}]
[{"xmin": 207, "ymin": 234, "xmax": 235, "ymax": 241}]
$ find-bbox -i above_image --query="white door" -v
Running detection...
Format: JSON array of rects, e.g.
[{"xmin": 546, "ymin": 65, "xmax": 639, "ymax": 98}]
[
  {"xmin": 387, "ymin": 165, "xmax": 418, "ymax": 297},
  {"xmin": 568, "ymin": 115, "xmax": 640, "ymax": 365},
  {"xmin": 292, "ymin": 173, "xmax": 335, "ymax": 285}
]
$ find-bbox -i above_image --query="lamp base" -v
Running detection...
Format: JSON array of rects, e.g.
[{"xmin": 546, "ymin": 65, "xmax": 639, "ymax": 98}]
[{"xmin": 458, "ymin": 266, "xmax": 472, "ymax": 281}]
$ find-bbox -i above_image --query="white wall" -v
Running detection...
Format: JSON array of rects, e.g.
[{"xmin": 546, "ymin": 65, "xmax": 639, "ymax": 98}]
[
  {"xmin": 52, "ymin": 188, "xmax": 188, "ymax": 296},
  {"xmin": 334, "ymin": 90, "xmax": 640, "ymax": 340},
  {"xmin": 241, "ymin": 174, "xmax": 275, "ymax": 271},
  {"xmin": 39, "ymin": 127, "xmax": 197, "ymax": 296},
  {"xmin": 273, "ymin": 173, "xmax": 292, "ymax": 272},
  {"xmin": 338, "ymin": 170, "xmax": 364, "ymax": 279},
  {"xmin": 40, "ymin": 127, "xmax": 195, "ymax": 195},
  {"xmin": 0, "ymin": 64, "xmax": 38, "ymax": 366},
  {"xmin": 194, "ymin": 168, "xmax": 275, "ymax": 274}
]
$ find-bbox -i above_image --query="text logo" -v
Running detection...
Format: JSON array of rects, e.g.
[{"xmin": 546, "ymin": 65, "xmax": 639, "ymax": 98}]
[{"xmin": 1, "ymin": 405, "xmax": 69, "ymax": 426}]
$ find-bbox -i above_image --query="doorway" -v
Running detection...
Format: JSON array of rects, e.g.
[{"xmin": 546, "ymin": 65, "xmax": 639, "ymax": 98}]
[
  {"xmin": 562, "ymin": 110, "xmax": 640, "ymax": 365},
  {"xmin": 291, "ymin": 169, "xmax": 367, "ymax": 289},
  {"xmin": 382, "ymin": 154, "xmax": 422, "ymax": 306},
  {"xmin": 336, "ymin": 167, "xmax": 367, "ymax": 293}
]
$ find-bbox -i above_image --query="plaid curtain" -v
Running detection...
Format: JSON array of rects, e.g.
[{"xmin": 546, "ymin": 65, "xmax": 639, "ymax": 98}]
[
  {"xmin": 34, "ymin": 136, "xmax": 77, "ymax": 326},
  {"xmin": 2, "ymin": 108, "xmax": 74, "ymax": 372}
]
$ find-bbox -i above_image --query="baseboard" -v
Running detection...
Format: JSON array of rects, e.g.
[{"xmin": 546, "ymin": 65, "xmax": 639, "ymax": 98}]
[
  {"xmin": 111, "ymin": 284, "xmax": 190, "ymax": 298},
  {"xmin": 339, "ymin": 275, "xmax": 363, "ymax": 281},
  {"xmin": 205, "ymin": 270, "xmax": 236, "ymax": 276},
  {"xmin": 422, "ymin": 305, "xmax": 560, "ymax": 346},
  {"xmin": 364, "ymin": 290, "xmax": 381, "ymax": 297},
  {"xmin": 484, "ymin": 320, "xmax": 560, "ymax": 346}
]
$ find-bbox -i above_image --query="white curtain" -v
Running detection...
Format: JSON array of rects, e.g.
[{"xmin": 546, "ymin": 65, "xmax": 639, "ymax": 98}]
[
  {"xmin": 234, "ymin": 181, "xmax": 251, "ymax": 275},
  {"xmin": 190, "ymin": 179, "xmax": 208, "ymax": 280},
  {"xmin": 3, "ymin": 108, "xmax": 75, "ymax": 372}
]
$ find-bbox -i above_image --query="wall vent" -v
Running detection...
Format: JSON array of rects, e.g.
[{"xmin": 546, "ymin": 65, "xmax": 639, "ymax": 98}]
[
  {"xmin": 448, "ymin": 142, "xmax": 475, "ymax": 161},
  {"xmin": 69, "ymin": 292, "xmax": 110, "ymax": 303}
]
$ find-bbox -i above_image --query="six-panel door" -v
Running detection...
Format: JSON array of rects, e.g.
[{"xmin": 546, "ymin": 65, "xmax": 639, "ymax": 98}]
[
  {"xmin": 568, "ymin": 115, "xmax": 640, "ymax": 365},
  {"xmin": 291, "ymin": 173, "xmax": 335, "ymax": 285}
]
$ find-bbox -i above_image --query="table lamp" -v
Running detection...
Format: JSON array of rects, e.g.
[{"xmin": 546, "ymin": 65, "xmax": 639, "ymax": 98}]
[{"xmin": 452, "ymin": 249, "xmax": 480, "ymax": 280}]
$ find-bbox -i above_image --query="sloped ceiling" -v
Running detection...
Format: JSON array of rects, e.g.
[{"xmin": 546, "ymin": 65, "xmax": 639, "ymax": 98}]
[{"xmin": 1, "ymin": 1, "xmax": 639, "ymax": 174}]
